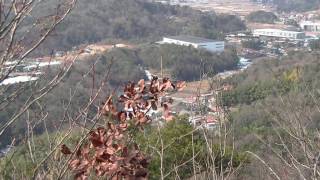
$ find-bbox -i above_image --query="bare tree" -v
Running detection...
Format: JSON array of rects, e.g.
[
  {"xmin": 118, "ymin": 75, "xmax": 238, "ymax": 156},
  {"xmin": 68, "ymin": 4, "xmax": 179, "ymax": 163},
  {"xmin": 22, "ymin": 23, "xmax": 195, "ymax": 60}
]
[
  {"xmin": 0, "ymin": 0, "xmax": 77, "ymax": 137},
  {"xmin": 245, "ymin": 91, "xmax": 320, "ymax": 180}
]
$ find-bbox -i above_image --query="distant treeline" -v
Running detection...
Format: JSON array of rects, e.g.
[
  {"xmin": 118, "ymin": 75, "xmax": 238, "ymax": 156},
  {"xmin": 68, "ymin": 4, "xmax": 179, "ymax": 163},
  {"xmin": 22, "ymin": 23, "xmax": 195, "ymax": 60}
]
[
  {"xmin": 246, "ymin": 10, "xmax": 278, "ymax": 24},
  {"xmin": 110, "ymin": 44, "xmax": 239, "ymax": 81}
]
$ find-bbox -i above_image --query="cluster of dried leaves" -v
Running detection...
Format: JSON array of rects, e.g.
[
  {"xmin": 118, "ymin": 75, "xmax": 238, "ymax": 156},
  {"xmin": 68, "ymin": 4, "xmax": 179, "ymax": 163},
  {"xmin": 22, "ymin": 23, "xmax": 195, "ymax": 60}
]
[{"xmin": 61, "ymin": 77, "xmax": 186, "ymax": 179}]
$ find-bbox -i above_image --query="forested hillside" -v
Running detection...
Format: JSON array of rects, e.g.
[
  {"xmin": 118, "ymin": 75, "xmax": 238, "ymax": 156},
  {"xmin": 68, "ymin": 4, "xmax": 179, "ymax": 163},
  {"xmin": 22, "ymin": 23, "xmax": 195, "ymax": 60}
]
[
  {"xmin": 0, "ymin": 53, "xmax": 144, "ymax": 148},
  {"xmin": 0, "ymin": 43, "xmax": 238, "ymax": 149},
  {"xmin": 137, "ymin": 44, "xmax": 239, "ymax": 81},
  {"xmin": 4, "ymin": 49, "xmax": 320, "ymax": 179},
  {"xmin": 221, "ymin": 51, "xmax": 320, "ymax": 105},
  {"xmin": 220, "ymin": 51, "xmax": 320, "ymax": 179},
  {"xmin": 0, "ymin": 0, "xmax": 244, "ymax": 158},
  {"xmin": 31, "ymin": 0, "xmax": 245, "ymax": 55}
]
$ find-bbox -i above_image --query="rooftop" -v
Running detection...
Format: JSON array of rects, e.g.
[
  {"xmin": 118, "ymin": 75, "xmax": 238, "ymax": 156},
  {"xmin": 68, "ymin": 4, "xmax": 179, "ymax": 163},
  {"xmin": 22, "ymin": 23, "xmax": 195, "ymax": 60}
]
[
  {"xmin": 247, "ymin": 23, "xmax": 297, "ymax": 31},
  {"xmin": 164, "ymin": 35, "xmax": 221, "ymax": 44}
]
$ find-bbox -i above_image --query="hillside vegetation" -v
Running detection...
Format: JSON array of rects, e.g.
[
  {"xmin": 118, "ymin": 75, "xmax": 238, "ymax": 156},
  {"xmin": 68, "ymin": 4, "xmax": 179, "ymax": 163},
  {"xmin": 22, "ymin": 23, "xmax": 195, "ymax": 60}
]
[
  {"xmin": 246, "ymin": 11, "xmax": 278, "ymax": 24},
  {"xmin": 0, "ymin": 53, "xmax": 144, "ymax": 148},
  {"xmin": 220, "ymin": 51, "xmax": 320, "ymax": 179},
  {"xmin": 137, "ymin": 44, "xmax": 239, "ymax": 81},
  {"xmin": 4, "ymin": 50, "xmax": 320, "ymax": 179},
  {"xmin": 32, "ymin": 0, "xmax": 245, "ymax": 55},
  {"xmin": 0, "ymin": 116, "xmax": 248, "ymax": 179},
  {"xmin": 0, "ymin": 44, "xmax": 238, "ymax": 149},
  {"xmin": 0, "ymin": 0, "xmax": 243, "ymax": 151}
]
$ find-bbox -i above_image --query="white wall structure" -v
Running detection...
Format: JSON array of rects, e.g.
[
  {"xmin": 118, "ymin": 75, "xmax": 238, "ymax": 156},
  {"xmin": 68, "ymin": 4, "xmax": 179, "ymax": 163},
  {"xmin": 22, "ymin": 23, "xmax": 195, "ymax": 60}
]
[
  {"xmin": 161, "ymin": 36, "xmax": 225, "ymax": 52},
  {"xmin": 253, "ymin": 29, "xmax": 305, "ymax": 40},
  {"xmin": 300, "ymin": 21, "xmax": 320, "ymax": 32}
]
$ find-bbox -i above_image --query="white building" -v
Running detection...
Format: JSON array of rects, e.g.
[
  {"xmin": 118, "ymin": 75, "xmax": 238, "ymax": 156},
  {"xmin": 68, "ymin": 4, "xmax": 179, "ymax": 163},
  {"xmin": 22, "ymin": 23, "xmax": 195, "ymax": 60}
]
[
  {"xmin": 161, "ymin": 35, "xmax": 225, "ymax": 52},
  {"xmin": 253, "ymin": 29, "xmax": 305, "ymax": 40},
  {"xmin": 300, "ymin": 21, "xmax": 320, "ymax": 32}
]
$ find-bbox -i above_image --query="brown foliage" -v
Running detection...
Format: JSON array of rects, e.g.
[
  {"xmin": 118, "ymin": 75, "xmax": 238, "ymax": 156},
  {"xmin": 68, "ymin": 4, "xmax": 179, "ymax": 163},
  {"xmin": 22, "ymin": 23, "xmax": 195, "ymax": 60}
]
[{"xmin": 61, "ymin": 77, "xmax": 186, "ymax": 179}]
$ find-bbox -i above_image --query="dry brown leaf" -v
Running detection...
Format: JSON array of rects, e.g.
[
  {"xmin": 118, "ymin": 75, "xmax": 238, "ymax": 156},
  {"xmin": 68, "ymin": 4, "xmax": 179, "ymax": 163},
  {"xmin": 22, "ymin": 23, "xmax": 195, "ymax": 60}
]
[
  {"xmin": 176, "ymin": 81, "xmax": 187, "ymax": 91},
  {"xmin": 61, "ymin": 144, "xmax": 72, "ymax": 155}
]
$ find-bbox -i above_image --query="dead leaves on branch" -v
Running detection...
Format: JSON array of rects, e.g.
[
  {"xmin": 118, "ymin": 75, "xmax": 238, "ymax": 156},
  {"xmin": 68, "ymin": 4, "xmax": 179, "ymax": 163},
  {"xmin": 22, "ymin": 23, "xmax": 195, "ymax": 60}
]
[
  {"xmin": 61, "ymin": 144, "xmax": 72, "ymax": 155},
  {"xmin": 175, "ymin": 81, "xmax": 187, "ymax": 91},
  {"xmin": 61, "ymin": 77, "xmax": 185, "ymax": 179},
  {"xmin": 61, "ymin": 129, "xmax": 149, "ymax": 180},
  {"xmin": 102, "ymin": 76, "xmax": 185, "ymax": 125}
]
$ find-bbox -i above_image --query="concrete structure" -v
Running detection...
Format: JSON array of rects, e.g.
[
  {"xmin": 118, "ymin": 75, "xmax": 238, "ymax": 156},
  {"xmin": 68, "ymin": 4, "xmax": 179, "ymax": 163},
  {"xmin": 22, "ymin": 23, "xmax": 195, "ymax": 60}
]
[
  {"xmin": 188, "ymin": 115, "xmax": 218, "ymax": 130},
  {"xmin": 253, "ymin": 29, "xmax": 305, "ymax": 40},
  {"xmin": 161, "ymin": 35, "xmax": 225, "ymax": 52},
  {"xmin": 300, "ymin": 21, "xmax": 320, "ymax": 32}
]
